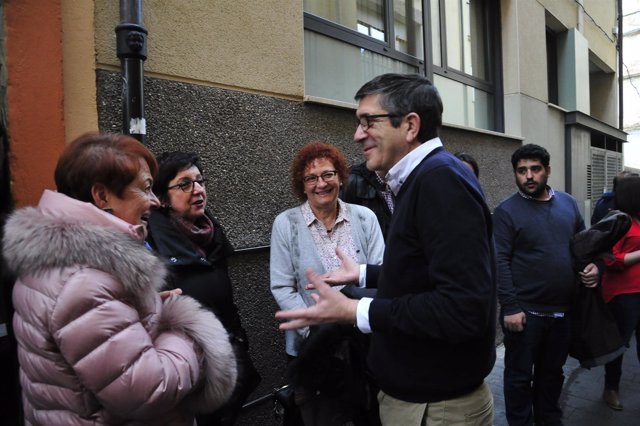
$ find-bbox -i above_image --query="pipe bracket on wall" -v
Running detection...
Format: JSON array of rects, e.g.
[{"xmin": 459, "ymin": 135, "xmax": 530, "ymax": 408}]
[{"xmin": 116, "ymin": 0, "xmax": 147, "ymax": 143}]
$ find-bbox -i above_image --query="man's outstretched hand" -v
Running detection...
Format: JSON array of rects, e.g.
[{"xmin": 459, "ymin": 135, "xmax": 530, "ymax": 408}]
[
  {"xmin": 276, "ymin": 268, "xmax": 359, "ymax": 330},
  {"xmin": 311, "ymin": 247, "xmax": 360, "ymax": 289}
]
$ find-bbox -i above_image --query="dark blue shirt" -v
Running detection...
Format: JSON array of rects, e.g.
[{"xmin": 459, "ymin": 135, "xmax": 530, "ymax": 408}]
[{"xmin": 494, "ymin": 190, "xmax": 585, "ymax": 316}]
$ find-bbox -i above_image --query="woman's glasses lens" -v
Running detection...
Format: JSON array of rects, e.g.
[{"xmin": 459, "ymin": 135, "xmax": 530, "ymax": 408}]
[{"xmin": 171, "ymin": 179, "xmax": 206, "ymax": 192}]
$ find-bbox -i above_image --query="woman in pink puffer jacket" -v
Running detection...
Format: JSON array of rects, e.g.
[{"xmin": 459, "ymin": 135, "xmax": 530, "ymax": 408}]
[{"xmin": 3, "ymin": 133, "xmax": 237, "ymax": 425}]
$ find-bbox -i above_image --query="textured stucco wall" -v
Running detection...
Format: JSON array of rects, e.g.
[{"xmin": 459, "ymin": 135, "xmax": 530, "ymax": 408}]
[
  {"xmin": 96, "ymin": 71, "xmax": 517, "ymax": 424},
  {"xmin": 94, "ymin": 0, "xmax": 303, "ymax": 98}
]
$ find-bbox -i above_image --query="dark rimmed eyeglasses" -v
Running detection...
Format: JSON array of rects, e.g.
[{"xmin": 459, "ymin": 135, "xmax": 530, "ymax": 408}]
[
  {"xmin": 303, "ymin": 170, "xmax": 338, "ymax": 185},
  {"xmin": 167, "ymin": 178, "xmax": 206, "ymax": 193},
  {"xmin": 356, "ymin": 114, "xmax": 402, "ymax": 130}
]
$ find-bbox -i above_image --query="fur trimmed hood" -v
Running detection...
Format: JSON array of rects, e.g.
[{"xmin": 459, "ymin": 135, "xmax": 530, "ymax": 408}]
[{"xmin": 3, "ymin": 193, "xmax": 166, "ymax": 310}]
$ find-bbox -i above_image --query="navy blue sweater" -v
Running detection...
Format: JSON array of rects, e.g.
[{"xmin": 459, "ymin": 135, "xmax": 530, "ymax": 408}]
[
  {"xmin": 493, "ymin": 191, "xmax": 585, "ymax": 316},
  {"xmin": 365, "ymin": 148, "xmax": 496, "ymax": 403}
]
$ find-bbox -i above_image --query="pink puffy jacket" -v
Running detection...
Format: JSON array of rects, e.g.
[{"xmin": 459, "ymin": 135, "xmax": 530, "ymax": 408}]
[{"xmin": 3, "ymin": 190, "xmax": 237, "ymax": 425}]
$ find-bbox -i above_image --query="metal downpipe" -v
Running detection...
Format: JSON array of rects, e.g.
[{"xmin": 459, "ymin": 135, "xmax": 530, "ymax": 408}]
[{"xmin": 116, "ymin": 0, "xmax": 147, "ymax": 143}]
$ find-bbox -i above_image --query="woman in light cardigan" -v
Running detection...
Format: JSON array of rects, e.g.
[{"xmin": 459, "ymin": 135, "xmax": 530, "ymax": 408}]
[
  {"xmin": 270, "ymin": 142, "xmax": 384, "ymax": 356},
  {"xmin": 270, "ymin": 141, "xmax": 384, "ymax": 425}
]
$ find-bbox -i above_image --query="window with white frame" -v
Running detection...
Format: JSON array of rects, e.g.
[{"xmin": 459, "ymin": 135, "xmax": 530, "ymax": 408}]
[{"xmin": 303, "ymin": 0, "xmax": 502, "ymax": 132}]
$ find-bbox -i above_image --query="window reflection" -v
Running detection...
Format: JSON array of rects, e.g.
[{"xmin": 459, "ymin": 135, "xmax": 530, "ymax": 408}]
[
  {"xmin": 434, "ymin": 74, "xmax": 494, "ymax": 130},
  {"xmin": 438, "ymin": 0, "xmax": 487, "ymax": 80},
  {"xmin": 303, "ymin": 0, "xmax": 498, "ymax": 131},
  {"xmin": 304, "ymin": 0, "xmax": 386, "ymax": 41},
  {"xmin": 394, "ymin": 0, "xmax": 424, "ymax": 59},
  {"xmin": 304, "ymin": 31, "xmax": 417, "ymax": 105}
]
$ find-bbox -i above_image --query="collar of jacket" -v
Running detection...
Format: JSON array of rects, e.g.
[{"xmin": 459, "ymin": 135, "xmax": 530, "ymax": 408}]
[{"xmin": 147, "ymin": 209, "xmax": 234, "ymax": 266}]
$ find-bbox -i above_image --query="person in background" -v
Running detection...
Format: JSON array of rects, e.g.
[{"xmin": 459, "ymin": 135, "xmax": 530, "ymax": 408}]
[
  {"xmin": 591, "ymin": 171, "xmax": 638, "ymax": 225},
  {"xmin": 3, "ymin": 133, "xmax": 236, "ymax": 426},
  {"xmin": 147, "ymin": 151, "xmax": 260, "ymax": 426},
  {"xmin": 270, "ymin": 141, "xmax": 385, "ymax": 425},
  {"xmin": 455, "ymin": 151, "xmax": 480, "ymax": 178},
  {"xmin": 600, "ymin": 175, "xmax": 640, "ymax": 411},
  {"xmin": 493, "ymin": 143, "xmax": 599, "ymax": 425},
  {"xmin": 276, "ymin": 73, "xmax": 497, "ymax": 426},
  {"xmin": 339, "ymin": 161, "xmax": 394, "ymax": 240}
]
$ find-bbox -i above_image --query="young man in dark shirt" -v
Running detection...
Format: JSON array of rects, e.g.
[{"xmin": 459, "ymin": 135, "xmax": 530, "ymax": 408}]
[{"xmin": 494, "ymin": 144, "xmax": 599, "ymax": 425}]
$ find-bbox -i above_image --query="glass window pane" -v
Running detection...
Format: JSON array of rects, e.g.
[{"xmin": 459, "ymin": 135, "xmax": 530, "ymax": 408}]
[
  {"xmin": 304, "ymin": 0, "xmax": 386, "ymax": 42},
  {"xmin": 305, "ymin": 30, "xmax": 418, "ymax": 105},
  {"xmin": 430, "ymin": 0, "xmax": 441, "ymax": 66},
  {"xmin": 394, "ymin": 0, "xmax": 424, "ymax": 59},
  {"xmin": 445, "ymin": 0, "xmax": 462, "ymax": 70},
  {"xmin": 433, "ymin": 74, "xmax": 494, "ymax": 130},
  {"xmin": 465, "ymin": 0, "xmax": 487, "ymax": 79},
  {"xmin": 443, "ymin": 0, "xmax": 487, "ymax": 79}
]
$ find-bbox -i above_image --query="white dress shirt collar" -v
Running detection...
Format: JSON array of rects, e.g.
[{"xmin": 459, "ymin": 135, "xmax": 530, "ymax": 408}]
[{"xmin": 386, "ymin": 137, "xmax": 443, "ymax": 195}]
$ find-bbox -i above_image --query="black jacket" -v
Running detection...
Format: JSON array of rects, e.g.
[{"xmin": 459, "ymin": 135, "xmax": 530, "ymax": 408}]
[
  {"xmin": 340, "ymin": 162, "xmax": 393, "ymax": 240},
  {"xmin": 569, "ymin": 210, "xmax": 630, "ymax": 368},
  {"xmin": 146, "ymin": 209, "xmax": 244, "ymax": 339},
  {"xmin": 147, "ymin": 209, "xmax": 262, "ymax": 425}
]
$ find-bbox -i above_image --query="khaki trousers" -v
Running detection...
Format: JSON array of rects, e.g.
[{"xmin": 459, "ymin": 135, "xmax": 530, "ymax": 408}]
[{"xmin": 378, "ymin": 381, "xmax": 493, "ymax": 426}]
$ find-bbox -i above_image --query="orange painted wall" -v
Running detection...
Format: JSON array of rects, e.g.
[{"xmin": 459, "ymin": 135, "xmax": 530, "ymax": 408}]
[{"xmin": 5, "ymin": 0, "xmax": 65, "ymax": 207}]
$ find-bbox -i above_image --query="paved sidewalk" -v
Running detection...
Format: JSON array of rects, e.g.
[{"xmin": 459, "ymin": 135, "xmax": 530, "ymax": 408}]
[{"xmin": 487, "ymin": 337, "xmax": 640, "ymax": 425}]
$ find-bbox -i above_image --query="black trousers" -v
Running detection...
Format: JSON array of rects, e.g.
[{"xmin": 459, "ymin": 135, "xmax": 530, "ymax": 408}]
[
  {"xmin": 502, "ymin": 313, "xmax": 570, "ymax": 426},
  {"xmin": 604, "ymin": 293, "xmax": 640, "ymax": 391}
]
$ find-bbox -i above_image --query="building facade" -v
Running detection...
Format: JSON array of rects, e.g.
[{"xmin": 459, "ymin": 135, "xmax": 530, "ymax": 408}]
[
  {"xmin": 623, "ymin": 0, "xmax": 640, "ymax": 172},
  {"xmin": 0, "ymin": 1, "xmax": 625, "ymax": 424}
]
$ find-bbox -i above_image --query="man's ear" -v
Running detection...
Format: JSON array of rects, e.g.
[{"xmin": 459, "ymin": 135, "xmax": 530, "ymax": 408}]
[
  {"xmin": 90, "ymin": 183, "xmax": 110, "ymax": 208},
  {"xmin": 546, "ymin": 165, "xmax": 551, "ymax": 176},
  {"xmin": 404, "ymin": 112, "xmax": 421, "ymax": 143}
]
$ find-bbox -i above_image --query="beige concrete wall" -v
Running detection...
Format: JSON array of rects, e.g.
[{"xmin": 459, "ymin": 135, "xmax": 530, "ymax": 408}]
[
  {"xmin": 62, "ymin": 0, "xmax": 98, "ymax": 142},
  {"xmin": 590, "ymin": 71, "xmax": 618, "ymax": 126},
  {"xmin": 583, "ymin": 0, "xmax": 617, "ymax": 72},
  {"xmin": 94, "ymin": 0, "xmax": 304, "ymax": 98},
  {"xmin": 501, "ymin": 0, "xmax": 548, "ymax": 103},
  {"xmin": 569, "ymin": 125, "xmax": 592, "ymax": 217},
  {"xmin": 542, "ymin": 0, "xmax": 617, "ymax": 72},
  {"xmin": 540, "ymin": 0, "xmax": 578, "ymax": 30}
]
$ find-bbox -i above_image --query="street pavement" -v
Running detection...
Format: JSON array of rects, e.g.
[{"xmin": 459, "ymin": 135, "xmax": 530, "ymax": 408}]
[{"xmin": 487, "ymin": 337, "xmax": 640, "ymax": 425}]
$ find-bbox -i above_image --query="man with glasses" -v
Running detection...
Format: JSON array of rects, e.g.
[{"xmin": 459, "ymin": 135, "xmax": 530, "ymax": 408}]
[
  {"xmin": 493, "ymin": 144, "xmax": 599, "ymax": 425},
  {"xmin": 276, "ymin": 73, "xmax": 497, "ymax": 425}
]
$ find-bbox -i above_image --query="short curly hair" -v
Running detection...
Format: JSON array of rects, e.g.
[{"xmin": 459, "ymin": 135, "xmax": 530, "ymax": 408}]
[
  {"xmin": 511, "ymin": 144, "xmax": 550, "ymax": 170},
  {"xmin": 290, "ymin": 142, "xmax": 349, "ymax": 201}
]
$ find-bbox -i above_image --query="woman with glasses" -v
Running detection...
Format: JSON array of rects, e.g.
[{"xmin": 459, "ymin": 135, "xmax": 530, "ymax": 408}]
[
  {"xmin": 146, "ymin": 151, "xmax": 260, "ymax": 426},
  {"xmin": 3, "ymin": 133, "xmax": 236, "ymax": 425},
  {"xmin": 270, "ymin": 141, "xmax": 385, "ymax": 425}
]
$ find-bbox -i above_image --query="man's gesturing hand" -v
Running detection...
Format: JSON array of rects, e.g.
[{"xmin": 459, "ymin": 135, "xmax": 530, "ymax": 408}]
[
  {"xmin": 312, "ymin": 247, "xmax": 360, "ymax": 288},
  {"xmin": 276, "ymin": 268, "xmax": 359, "ymax": 330}
]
